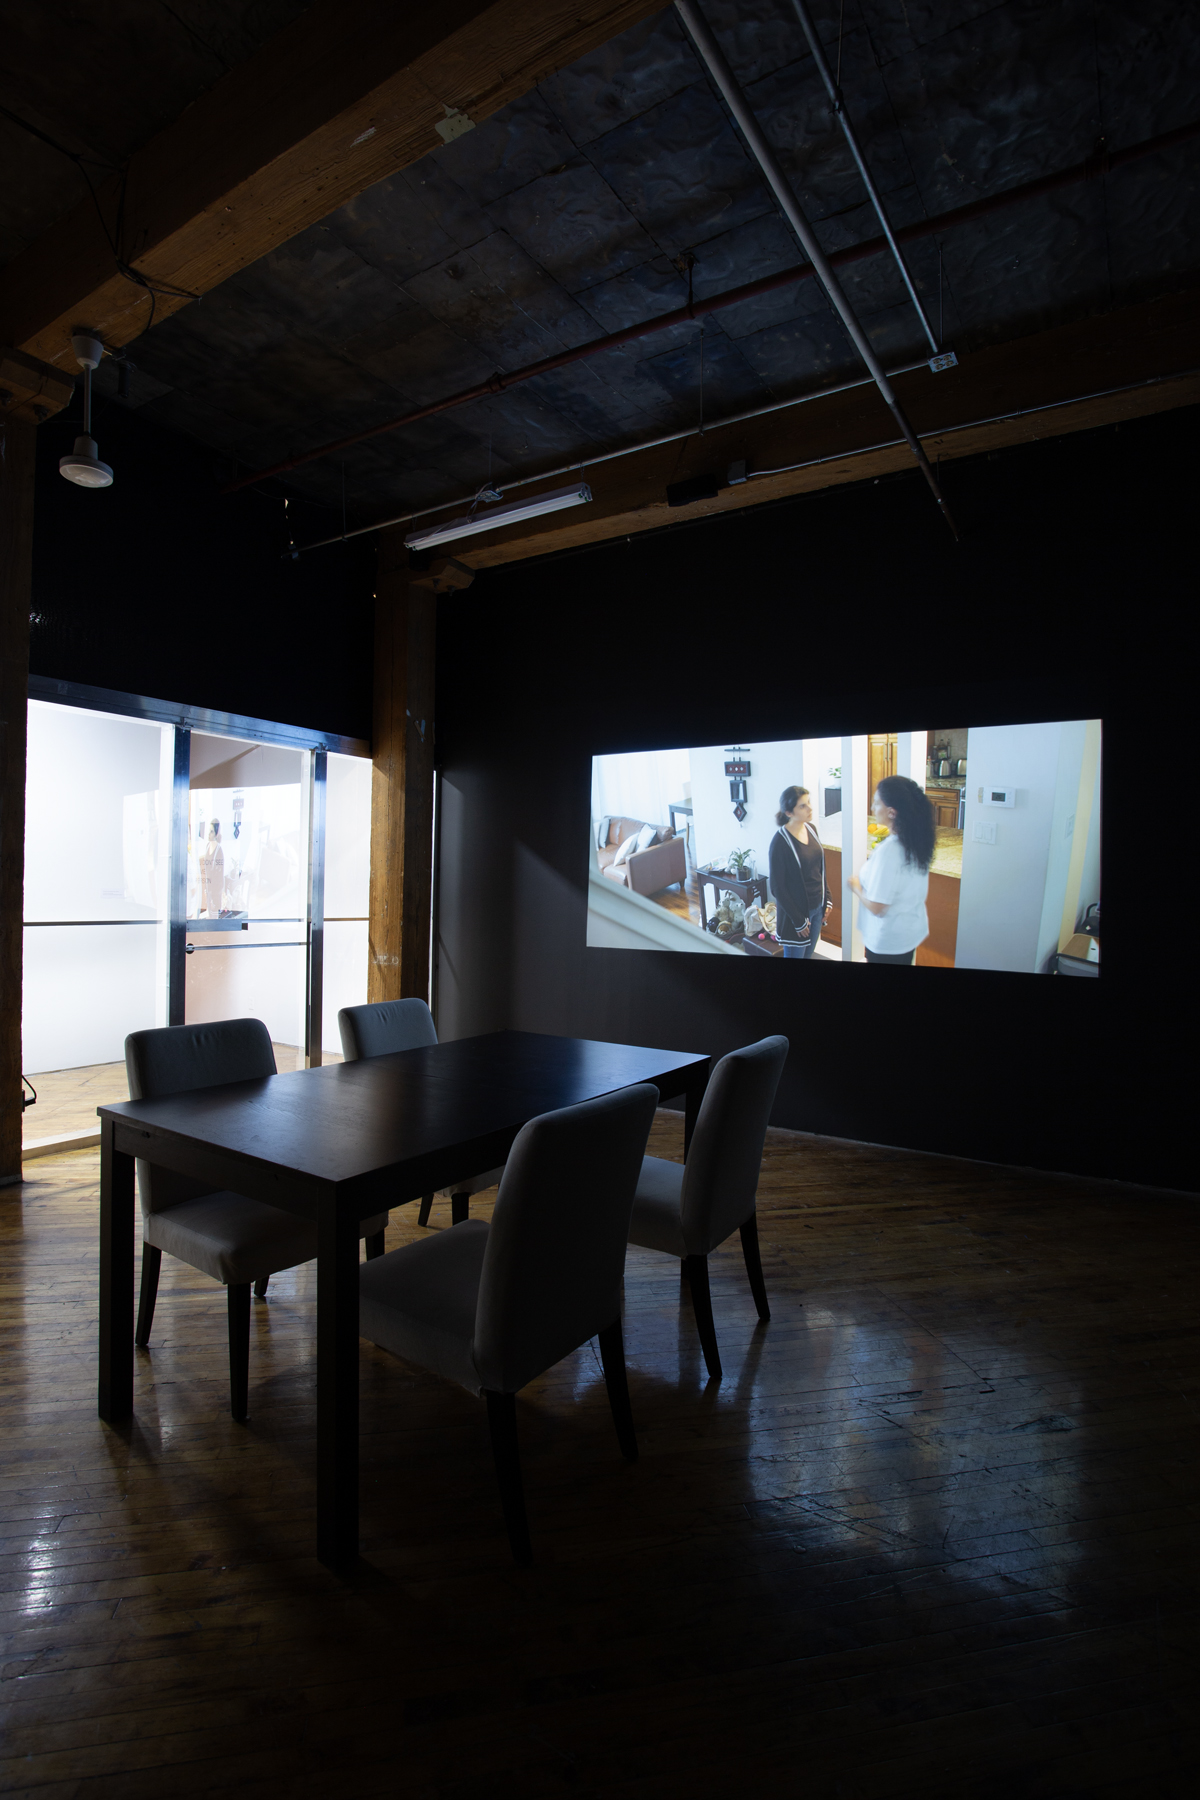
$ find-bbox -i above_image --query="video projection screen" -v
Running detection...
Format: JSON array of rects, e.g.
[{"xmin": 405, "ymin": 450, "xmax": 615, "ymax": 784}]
[{"xmin": 588, "ymin": 722, "xmax": 1101, "ymax": 975}]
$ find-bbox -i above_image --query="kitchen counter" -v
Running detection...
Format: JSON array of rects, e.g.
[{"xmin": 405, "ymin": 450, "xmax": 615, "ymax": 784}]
[
  {"xmin": 929, "ymin": 828, "xmax": 962, "ymax": 878},
  {"xmin": 926, "ymin": 776, "xmax": 965, "ymax": 789}
]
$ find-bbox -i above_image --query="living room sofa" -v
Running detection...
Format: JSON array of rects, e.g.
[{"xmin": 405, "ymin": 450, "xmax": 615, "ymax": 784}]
[{"xmin": 597, "ymin": 816, "xmax": 687, "ymax": 898}]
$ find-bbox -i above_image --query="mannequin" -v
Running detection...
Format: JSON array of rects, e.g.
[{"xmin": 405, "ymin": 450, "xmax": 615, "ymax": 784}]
[{"xmin": 201, "ymin": 819, "xmax": 224, "ymax": 916}]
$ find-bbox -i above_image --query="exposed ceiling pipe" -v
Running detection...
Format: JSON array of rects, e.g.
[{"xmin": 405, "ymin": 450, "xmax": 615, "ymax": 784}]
[
  {"xmin": 221, "ymin": 116, "xmax": 1199, "ymax": 496},
  {"xmin": 788, "ymin": 0, "xmax": 941, "ymax": 357},
  {"xmin": 674, "ymin": 0, "xmax": 957, "ymax": 537}
]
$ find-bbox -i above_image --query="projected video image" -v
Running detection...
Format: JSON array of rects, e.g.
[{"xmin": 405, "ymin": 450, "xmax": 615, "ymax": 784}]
[{"xmin": 587, "ymin": 723, "xmax": 1101, "ymax": 974}]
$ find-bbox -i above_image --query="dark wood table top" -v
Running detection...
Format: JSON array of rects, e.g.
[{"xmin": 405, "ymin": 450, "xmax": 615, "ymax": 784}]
[{"xmin": 98, "ymin": 1030, "xmax": 709, "ymax": 1217}]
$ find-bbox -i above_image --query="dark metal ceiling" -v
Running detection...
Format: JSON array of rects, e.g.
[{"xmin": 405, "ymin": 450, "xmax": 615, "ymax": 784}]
[
  {"xmin": 27, "ymin": 0, "xmax": 1200, "ymax": 528},
  {"xmin": 0, "ymin": 2, "xmax": 313, "ymax": 266}
]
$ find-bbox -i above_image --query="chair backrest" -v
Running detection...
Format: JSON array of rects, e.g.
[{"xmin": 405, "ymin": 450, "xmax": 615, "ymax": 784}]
[
  {"xmin": 338, "ymin": 998, "xmax": 438, "ymax": 1061},
  {"xmin": 472, "ymin": 1083, "xmax": 659, "ymax": 1394},
  {"xmin": 124, "ymin": 1018, "xmax": 276, "ymax": 1215},
  {"xmin": 679, "ymin": 1036, "xmax": 788, "ymax": 1255}
]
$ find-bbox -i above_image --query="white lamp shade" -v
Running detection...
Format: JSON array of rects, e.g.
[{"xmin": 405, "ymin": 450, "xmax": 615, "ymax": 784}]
[{"xmin": 59, "ymin": 434, "xmax": 114, "ymax": 488}]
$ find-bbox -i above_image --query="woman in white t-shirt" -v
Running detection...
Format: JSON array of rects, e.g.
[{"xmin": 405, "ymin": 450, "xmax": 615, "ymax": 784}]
[{"xmin": 848, "ymin": 775, "xmax": 936, "ymax": 965}]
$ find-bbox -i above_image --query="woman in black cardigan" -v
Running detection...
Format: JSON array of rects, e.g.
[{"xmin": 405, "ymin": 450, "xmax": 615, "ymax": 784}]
[{"xmin": 768, "ymin": 785, "xmax": 833, "ymax": 959}]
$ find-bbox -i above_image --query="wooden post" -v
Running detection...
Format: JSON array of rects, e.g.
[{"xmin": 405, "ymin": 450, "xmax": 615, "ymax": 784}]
[
  {"xmin": 368, "ymin": 529, "xmax": 436, "ymax": 1004},
  {"xmin": 0, "ymin": 416, "xmax": 35, "ymax": 1186}
]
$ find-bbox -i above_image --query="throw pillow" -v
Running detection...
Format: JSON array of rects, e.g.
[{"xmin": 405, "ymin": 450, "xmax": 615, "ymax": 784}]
[
  {"xmin": 611, "ymin": 832, "xmax": 640, "ymax": 867},
  {"xmin": 635, "ymin": 822, "xmax": 657, "ymax": 851},
  {"xmin": 596, "ymin": 815, "xmax": 611, "ymax": 848}
]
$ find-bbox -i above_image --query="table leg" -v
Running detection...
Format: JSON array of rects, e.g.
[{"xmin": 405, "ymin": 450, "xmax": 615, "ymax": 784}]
[
  {"xmin": 317, "ymin": 1198, "xmax": 360, "ymax": 1565},
  {"xmin": 683, "ymin": 1059, "xmax": 711, "ymax": 1156},
  {"xmin": 698, "ymin": 878, "xmax": 709, "ymax": 932},
  {"xmin": 98, "ymin": 1119, "xmax": 135, "ymax": 1422}
]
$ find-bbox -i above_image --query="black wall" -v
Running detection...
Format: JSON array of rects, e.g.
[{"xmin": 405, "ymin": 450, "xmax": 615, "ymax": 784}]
[
  {"xmin": 435, "ymin": 407, "xmax": 1194, "ymax": 1192},
  {"xmin": 30, "ymin": 394, "xmax": 374, "ymax": 740}
]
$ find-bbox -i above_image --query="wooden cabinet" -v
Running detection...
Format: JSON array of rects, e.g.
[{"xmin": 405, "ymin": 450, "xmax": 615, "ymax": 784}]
[
  {"xmin": 927, "ymin": 788, "xmax": 961, "ymax": 830},
  {"xmin": 868, "ymin": 733, "xmax": 898, "ymax": 800}
]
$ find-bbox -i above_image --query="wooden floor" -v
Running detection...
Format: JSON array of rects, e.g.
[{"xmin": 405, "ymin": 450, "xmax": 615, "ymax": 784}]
[
  {"xmin": 2, "ymin": 1117, "xmax": 1198, "ymax": 1797},
  {"xmin": 22, "ymin": 1049, "xmax": 324, "ymax": 1147}
]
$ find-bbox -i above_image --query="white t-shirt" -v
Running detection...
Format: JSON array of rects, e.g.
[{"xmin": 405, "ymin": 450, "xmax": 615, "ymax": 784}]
[{"xmin": 857, "ymin": 833, "xmax": 929, "ymax": 954}]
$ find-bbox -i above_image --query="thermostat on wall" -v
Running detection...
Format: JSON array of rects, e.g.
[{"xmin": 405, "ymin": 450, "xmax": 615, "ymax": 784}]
[{"xmin": 977, "ymin": 784, "xmax": 1015, "ymax": 807}]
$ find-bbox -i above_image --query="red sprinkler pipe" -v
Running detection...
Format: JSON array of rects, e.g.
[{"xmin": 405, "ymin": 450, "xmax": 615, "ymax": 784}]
[{"xmin": 221, "ymin": 117, "xmax": 1200, "ymax": 494}]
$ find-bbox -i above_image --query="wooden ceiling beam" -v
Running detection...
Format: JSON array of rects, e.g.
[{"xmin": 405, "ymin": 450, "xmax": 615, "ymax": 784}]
[
  {"xmin": 450, "ymin": 287, "xmax": 1200, "ymax": 568},
  {"xmin": 0, "ymin": 0, "xmax": 662, "ymax": 370}
]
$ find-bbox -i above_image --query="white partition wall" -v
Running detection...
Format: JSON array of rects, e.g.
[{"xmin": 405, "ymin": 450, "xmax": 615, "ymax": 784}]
[
  {"xmin": 22, "ymin": 702, "xmax": 172, "ymax": 1073},
  {"xmin": 22, "ymin": 687, "xmax": 372, "ymax": 1080}
]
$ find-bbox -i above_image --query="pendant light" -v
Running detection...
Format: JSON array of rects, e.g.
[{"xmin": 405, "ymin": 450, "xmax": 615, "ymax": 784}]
[{"xmin": 59, "ymin": 333, "xmax": 114, "ymax": 488}]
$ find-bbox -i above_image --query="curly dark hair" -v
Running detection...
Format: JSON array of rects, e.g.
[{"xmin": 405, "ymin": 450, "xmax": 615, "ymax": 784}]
[
  {"xmin": 875, "ymin": 775, "xmax": 936, "ymax": 869},
  {"xmin": 775, "ymin": 785, "xmax": 810, "ymax": 828}
]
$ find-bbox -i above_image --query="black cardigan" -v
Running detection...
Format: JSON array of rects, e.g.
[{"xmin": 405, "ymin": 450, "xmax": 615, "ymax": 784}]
[{"xmin": 768, "ymin": 825, "xmax": 831, "ymax": 945}]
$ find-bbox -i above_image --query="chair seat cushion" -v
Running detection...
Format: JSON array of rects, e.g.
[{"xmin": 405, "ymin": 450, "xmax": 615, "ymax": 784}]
[
  {"xmin": 628, "ymin": 1155, "xmax": 687, "ymax": 1258},
  {"xmin": 359, "ymin": 1220, "xmax": 490, "ymax": 1394},
  {"xmin": 145, "ymin": 1191, "xmax": 319, "ymax": 1285},
  {"xmin": 145, "ymin": 1193, "xmax": 389, "ymax": 1283}
]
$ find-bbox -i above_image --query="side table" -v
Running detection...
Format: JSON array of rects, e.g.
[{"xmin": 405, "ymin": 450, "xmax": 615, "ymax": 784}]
[{"xmin": 696, "ymin": 867, "xmax": 768, "ymax": 933}]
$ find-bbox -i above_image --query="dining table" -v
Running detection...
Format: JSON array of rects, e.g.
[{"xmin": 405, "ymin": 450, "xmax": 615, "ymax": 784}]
[{"xmin": 97, "ymin": 1028, "xmax": 710, "ymax": 1564}]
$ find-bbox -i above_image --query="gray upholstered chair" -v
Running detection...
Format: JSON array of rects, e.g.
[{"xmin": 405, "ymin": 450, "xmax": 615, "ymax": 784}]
[
  {"xmin": 359, "ymin": 1082, "xmax": 659, "ymax": 1565},
  {"xmin": 126, "ymin": 1018, "xmax": 389, "ymax": 1421},
  {"xmin": 338, "ymin": 998, "xmax": 504, "ymax": 1226},
  {"xmin": 629, "ymin": 1035, "xmax": 788, "ymax": 1382}
]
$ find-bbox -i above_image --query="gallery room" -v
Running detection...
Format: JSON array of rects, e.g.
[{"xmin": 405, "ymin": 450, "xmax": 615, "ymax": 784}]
[{"xmin": 1, "ymin": 0, "xmax": 1196, "ymax": 1792}]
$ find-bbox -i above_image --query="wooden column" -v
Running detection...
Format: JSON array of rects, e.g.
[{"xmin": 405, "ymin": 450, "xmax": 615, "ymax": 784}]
[
  {"xmin": 1, "ymin": 352, "xmax": 74, "ymax": 1183},
  {"xmin": 368, "ymin": 529, "xmax": 436, "ymax": 1004},
  {"xmin": 0, "ymin": 417, "xmax": 35, "ymax": 1185}
]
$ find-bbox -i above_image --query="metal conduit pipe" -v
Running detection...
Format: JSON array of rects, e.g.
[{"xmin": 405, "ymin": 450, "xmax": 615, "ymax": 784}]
[
  {"xmin": 788, "ymin": 0, "xmax": 940, "ymax": 355},
  {"xmin": 674, "ymin": 0, "xmax": 957, "ymax": 538},
  {"xmin": 222, "ymin": 116, "xmax": 1199, "ymax": 497},
  {"xmin": 287, "ymin": 360, "xmax": 928, "ymax": 555},
  {"xmin": 286, "ymin": 364, "xmax": 1199, "ymax": 559}
]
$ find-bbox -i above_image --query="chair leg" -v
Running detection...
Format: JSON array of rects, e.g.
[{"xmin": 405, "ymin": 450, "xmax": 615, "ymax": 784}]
[
  {"xmin": 739, "ymin": 1212, "xmax": 770, "ymax": 1321},
  {"xmin": 254, "ymin": 1274, "xmax": 269, "ymax": 1299},
  {"xmin": 597, "ymin": 1319, "xmax": 638, "ymax": 1462},
  {"xmin": 227, "ymin": 1283, "xmax": 251, "ymax": 1422},
  {"xmin": 417, "ymin": 1193, "xmax": 434, "ymax": 1227},
  {"xmin": 135, "ymin": 1244, "xmax": 161, "ymax": 1347},
  {"xmin": 364, "ymin": 1230, "xmax": 386, "ymax": 1260},
  {"xmin": 451, "ymin": 1192, "xmax": 470, "ymax": 1225},
  {"xmin": 485, "ymin": 1390, "xmax": 532, "ymax": 1567},
  {"xmin": 683, "ymin": 1254, "xmax": 722, "ymax": 1382}
]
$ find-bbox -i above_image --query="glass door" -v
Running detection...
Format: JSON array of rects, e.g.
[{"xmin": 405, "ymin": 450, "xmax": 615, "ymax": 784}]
[{"xmin": 184, "ymin": 734, "xmax": 311, "ymax": 1071}]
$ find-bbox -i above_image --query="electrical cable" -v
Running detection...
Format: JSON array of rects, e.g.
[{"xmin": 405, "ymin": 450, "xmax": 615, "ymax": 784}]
[{"xmin": 1, "ymin": 103, "xmax": 200, "ymax": 344}]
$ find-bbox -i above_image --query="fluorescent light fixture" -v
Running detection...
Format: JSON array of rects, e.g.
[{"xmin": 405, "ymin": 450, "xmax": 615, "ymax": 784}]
[{"xmin": 405, "ymin": 481, "xmax": 592, "ymax": 550}]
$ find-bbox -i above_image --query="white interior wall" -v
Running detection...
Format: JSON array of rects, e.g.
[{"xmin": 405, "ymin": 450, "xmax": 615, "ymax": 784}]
[
  {"xmin": 957, "ymin": 722, "xmax": 1065, "ymax": 973},
  {"xmin": 842, "ymin": 734, "xmax": 869, "ymax": 959},
  {"xmin": 1034, "ymin": 722, "xmax": 1088, "ymax": 973}
]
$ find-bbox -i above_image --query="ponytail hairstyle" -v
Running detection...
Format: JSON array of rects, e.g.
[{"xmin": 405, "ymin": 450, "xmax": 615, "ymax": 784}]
[
  {"xmin": 775, "ymin": 785, "xmax": 810, "ymax": 828},
  {"xmin": 875, "ymin": 775, "xmax": 936, "ymax": 869}
]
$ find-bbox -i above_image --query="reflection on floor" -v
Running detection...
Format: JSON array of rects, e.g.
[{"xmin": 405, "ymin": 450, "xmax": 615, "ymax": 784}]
[
  {"xmin": 22, "ymin": 1045, "xmax": 338, "ymax": 1146},
  {"xmin": 6, "ymin": 1116, "xmax": 1196, "ymax": 1790}
]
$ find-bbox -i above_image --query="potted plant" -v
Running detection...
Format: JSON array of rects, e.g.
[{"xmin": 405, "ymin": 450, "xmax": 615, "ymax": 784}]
[{"xmin": 727, "ymin": 847, "xmax": 756, "ymax": 881}]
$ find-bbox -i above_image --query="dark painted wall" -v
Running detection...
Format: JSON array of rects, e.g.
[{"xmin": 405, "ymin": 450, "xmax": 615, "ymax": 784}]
[
  {"xmin": 435, "ymin": 406, "xmax": 1194, "ymax": 1192},
  {"xmin": 30, "ymin": 394, "xmax": 375, "ymax": 740}
]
